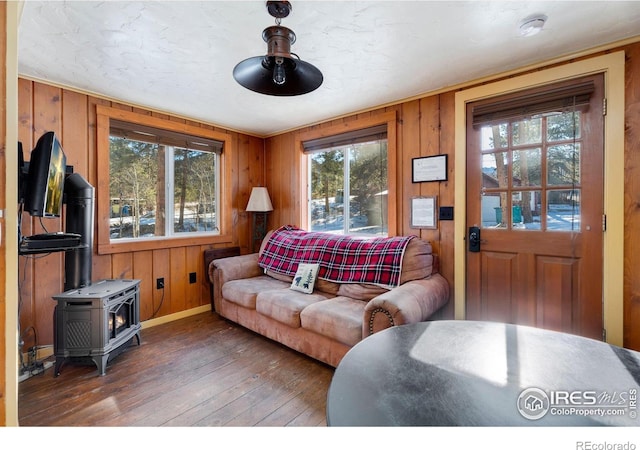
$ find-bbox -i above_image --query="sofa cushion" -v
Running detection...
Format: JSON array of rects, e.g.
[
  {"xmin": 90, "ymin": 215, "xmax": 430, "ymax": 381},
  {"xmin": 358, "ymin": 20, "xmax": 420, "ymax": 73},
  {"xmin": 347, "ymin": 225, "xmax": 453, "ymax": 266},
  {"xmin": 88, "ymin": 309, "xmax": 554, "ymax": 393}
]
[
  {"xmin": 265, "ymin": 269, "xmax": 340, "ymax": 295},
  {"xmin": 221, "ymin": 276, "xmax": 290, "ymax": 309},
  {"xmin": 399, "ymin": 238, "xmax": 434, "ymax": 283},
  {"xmin": 300, "ymin": 297, "xmax": 366, "ymax": 347},
  {"xmin": 337, "ymin": 282, "xmax": 388, "ymax": 301},
  {"xmin": 265, "ymin": 269, "xmax": 293, "ymax": 283},
  {"xmin": 256, "ymin": 289, "xmax": 332, "ymax": 328},
  {"xmin": 334, "ymin": 239, "xmax": 434, "ymax": 300}
]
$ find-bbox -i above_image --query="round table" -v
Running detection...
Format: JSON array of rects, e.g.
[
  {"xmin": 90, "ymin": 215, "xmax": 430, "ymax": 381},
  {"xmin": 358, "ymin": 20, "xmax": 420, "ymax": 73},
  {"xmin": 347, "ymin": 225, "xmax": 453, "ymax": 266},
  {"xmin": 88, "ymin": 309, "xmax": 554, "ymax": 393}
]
[{"xmin": 326, "ymin": 320, "xmax": 640, "ymax": 426}]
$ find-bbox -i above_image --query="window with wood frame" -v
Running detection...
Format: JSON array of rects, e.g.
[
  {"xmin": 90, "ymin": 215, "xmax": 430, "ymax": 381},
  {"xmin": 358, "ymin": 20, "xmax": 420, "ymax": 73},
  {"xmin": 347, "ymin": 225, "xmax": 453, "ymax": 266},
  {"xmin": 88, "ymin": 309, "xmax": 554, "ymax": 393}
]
[
  {"xmin": 303, "ymin": 124, "xmax": 389, "ymax": 236},
  {"xmin": 108, "ymin": 120, "xmax": 222, "ymax": 240},
  {"xmin": 470, "ymin": 79, "xmax": 595, "ymax": 231},
  {"xmin": 96, "ymin": 106, "xmax": 233, "ymax": 254}
]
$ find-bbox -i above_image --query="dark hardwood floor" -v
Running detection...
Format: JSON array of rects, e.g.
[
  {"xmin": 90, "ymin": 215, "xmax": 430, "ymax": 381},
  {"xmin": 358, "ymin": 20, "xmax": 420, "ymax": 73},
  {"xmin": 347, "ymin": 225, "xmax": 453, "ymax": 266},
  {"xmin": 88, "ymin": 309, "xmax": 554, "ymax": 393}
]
[{"xmin": 18, "ymin": 312, "xmax": 335, "ymax": 426}]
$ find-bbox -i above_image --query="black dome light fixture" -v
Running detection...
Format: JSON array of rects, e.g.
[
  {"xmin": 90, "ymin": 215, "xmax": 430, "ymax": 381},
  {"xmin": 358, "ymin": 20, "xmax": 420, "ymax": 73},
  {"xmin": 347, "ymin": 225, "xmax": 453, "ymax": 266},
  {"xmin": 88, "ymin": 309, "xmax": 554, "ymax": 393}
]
[{"xmin": 233, "ymin": 1, "xmax": 323, "ymax": 96}]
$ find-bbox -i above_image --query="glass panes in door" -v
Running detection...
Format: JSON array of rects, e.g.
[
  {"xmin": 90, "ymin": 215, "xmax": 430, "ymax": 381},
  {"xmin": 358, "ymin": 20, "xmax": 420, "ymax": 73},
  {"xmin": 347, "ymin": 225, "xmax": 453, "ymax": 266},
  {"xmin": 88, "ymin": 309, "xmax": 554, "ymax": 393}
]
[{"xmin": 479, "ymin": 111, "xmax": 581, "ymax": 232}]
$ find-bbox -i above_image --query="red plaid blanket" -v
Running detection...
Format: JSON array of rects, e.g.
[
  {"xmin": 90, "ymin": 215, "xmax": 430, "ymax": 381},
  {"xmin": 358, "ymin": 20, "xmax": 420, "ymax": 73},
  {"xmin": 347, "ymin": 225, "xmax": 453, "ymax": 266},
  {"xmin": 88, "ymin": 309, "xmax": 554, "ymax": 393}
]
[{"xmin": 258, "ymin": 225, "xmax": 415, "ymax": 288}]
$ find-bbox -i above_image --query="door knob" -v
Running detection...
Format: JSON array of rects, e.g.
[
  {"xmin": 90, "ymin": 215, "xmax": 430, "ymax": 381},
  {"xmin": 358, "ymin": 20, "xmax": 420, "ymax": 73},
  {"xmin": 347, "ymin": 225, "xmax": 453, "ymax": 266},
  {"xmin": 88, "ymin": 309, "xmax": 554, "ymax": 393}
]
[{"xmin": 469, "ymin": 226, "xmax": 481, "ymax": 252}]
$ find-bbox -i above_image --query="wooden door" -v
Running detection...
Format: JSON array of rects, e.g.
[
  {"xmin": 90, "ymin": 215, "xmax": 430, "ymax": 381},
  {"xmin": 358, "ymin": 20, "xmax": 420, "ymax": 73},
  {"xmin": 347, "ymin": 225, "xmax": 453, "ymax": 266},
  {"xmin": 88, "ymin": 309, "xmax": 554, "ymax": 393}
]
[{"xmin": 465, "ymin": 74, "xmax": 605, "ymax": 340}]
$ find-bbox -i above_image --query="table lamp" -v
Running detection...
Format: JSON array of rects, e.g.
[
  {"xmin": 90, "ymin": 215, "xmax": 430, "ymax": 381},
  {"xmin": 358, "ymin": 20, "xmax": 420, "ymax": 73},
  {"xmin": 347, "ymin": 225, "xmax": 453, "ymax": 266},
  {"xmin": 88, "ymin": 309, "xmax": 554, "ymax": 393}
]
[{"xmin": 246, "ymin": 187, "xmax": 273, "ymax": 252}]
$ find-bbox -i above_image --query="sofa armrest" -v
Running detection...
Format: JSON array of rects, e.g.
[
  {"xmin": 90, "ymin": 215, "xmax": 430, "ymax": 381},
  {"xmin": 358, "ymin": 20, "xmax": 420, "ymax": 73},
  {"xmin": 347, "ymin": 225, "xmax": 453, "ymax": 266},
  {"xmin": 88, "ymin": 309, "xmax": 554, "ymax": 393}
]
[
  {"xmin": 210, "ymin": 253, "xmax": 262, "ymax": 284},
  {"xmin": 210, "ymin": 253, "xmax": 264, "ymax": 312},
  {"xmin": 363, "ymin": 273, "xmax": 450, "ymax": 336}
]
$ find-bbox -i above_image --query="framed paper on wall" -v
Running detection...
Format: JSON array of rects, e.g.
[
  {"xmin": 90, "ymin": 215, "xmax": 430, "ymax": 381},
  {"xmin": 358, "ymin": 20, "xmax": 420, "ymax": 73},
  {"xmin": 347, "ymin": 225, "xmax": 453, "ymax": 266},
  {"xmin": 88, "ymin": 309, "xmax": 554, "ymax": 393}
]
[
  {"xmin": 412, "ymin": 155, "xmax": 448, "ymax": 182},
  {"xmin": 411, "ymin": 196, "xmax": 437, "ymax": 229}
]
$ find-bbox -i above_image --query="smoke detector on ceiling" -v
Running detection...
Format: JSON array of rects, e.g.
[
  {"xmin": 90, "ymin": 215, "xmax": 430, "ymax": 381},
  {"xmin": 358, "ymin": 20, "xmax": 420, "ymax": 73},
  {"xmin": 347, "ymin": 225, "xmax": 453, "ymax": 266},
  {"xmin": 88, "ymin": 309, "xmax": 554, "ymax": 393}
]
[{"xmin": 519, "ymin": 14, "xmax": 547, "ymax": 37}]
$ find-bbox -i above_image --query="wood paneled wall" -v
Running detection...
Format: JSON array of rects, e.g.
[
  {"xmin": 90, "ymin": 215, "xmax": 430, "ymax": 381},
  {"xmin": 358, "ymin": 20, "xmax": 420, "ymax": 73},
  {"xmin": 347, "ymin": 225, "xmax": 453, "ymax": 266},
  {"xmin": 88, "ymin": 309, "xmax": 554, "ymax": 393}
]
[
  {"xmin": 623, "ymin": 43, "xmax": 640, "ymax": 351},
  {"xmin": 1, "ymin": 0, "xmax": 8, "ymax": 426},
  {"xmin": 265, "ymin": 102, "xmax": 457, "ymax": 321},
  {"xmin": 266, "ymin": 42, "xmax": 640, "ymax": 350},
  {"xmin": 17, "ymin": 79, "xmax": 264, "ymax": 351},
  {"xmin": 14, "ymin": 42, "xmax": 640, "ymax": 354}
]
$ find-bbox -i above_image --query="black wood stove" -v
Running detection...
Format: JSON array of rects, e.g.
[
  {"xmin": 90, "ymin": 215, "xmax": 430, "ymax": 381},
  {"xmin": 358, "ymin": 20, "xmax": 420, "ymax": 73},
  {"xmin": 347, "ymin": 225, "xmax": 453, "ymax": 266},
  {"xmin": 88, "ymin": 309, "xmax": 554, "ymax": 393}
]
[{"xmin": 52, "ymin": 279, "xmax": 141, "ymax": 376}]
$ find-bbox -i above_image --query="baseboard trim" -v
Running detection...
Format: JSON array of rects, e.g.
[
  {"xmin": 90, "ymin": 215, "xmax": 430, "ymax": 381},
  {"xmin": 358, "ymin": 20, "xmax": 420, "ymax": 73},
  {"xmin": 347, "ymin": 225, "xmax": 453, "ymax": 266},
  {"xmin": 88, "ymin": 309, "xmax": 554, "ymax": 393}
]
[{"xmin": 141, "ymin": 304, "xmax": 212, "ymax": 329}]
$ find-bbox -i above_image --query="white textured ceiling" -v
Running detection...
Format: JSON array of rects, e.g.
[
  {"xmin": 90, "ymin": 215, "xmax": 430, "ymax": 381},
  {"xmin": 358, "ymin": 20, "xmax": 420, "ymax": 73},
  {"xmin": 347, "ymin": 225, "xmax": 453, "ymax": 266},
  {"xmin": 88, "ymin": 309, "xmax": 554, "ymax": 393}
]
[{"xmin": 18, "ymin": 1, "xmax": 640, "ymax": 136}]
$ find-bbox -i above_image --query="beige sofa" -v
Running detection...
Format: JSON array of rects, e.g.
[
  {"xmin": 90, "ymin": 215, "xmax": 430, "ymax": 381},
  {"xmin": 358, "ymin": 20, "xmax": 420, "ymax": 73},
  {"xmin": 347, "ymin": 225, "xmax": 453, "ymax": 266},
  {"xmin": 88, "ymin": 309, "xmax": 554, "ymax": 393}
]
[{"xmin": 209, "ymin": 227, "xmax": 450, "ymax": 367}]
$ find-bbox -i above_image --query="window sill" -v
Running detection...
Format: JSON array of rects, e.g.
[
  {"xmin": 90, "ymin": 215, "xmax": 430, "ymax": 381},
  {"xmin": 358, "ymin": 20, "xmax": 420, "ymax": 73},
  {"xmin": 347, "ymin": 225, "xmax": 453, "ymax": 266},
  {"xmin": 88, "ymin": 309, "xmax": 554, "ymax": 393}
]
[{"xmin": 97, "ymin": 233, "xmax": 233, "ymax": 255}]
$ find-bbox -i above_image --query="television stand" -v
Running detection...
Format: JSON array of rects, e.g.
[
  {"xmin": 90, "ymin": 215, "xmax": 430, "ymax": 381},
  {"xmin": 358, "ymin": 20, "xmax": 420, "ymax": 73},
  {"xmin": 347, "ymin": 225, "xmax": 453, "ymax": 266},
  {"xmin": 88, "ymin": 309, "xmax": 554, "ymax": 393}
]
[{"xmin": 19, "ymin": 233, "xmax": 83, "ymax": 253}]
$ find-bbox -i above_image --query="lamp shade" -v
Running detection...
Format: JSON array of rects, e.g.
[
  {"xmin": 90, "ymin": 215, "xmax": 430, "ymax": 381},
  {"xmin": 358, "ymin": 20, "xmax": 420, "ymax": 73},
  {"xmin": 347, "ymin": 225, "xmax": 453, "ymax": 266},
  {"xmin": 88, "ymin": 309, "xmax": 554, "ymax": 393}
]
[
  {"xmin": 246, "ymin": 187, "xmax": 274, "ymax": 212},
  {"xmin": 233, "ymin": 54, "xmax": 323, "ymax": 96}
]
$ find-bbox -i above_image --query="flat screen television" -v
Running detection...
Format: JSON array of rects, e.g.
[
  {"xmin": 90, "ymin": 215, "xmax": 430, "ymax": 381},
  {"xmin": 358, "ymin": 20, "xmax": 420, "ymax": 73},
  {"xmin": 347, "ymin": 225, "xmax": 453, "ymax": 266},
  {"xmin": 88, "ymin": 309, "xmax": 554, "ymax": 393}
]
[
  {"xmin": 18, "ymin": 141, "xmax": 25, "ymax": 204},
  {"xmin": 24, "ymin": 131, "xmax": 67, "ymax": 218}
]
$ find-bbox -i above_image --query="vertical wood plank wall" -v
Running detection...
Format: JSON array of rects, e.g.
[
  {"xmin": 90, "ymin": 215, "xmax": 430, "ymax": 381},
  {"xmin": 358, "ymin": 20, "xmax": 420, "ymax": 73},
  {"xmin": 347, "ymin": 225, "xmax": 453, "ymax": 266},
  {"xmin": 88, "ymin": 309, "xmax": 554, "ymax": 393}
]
[
  {"xmin": 1, "ymin": 0, "xmax": 8, "ymax": 426},
  {"xmin": 264, "ymin": 103, "xmax": 457, "ymax": 322},
  {"xmin": 265, "ymin": 43, "xmax": 640, "ymax": 350},
  {"xmin": 17, "ymin": 79, "xmax": 264, "ymax": 351},
  {"xmin": 624, "ymin": 43, "xmax": 640, "ymax": 350},
  {"xmin": 12, "ymin": 41, "xmax": 640, "ymax": 358}
]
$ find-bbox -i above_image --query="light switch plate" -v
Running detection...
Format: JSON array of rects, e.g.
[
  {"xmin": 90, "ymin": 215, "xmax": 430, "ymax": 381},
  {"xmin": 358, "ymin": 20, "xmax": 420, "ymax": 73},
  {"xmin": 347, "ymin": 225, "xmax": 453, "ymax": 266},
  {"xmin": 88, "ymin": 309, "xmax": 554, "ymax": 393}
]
[{"xmin": 439, "ymin": 206, "xmax": 454, "ymax": 221}]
